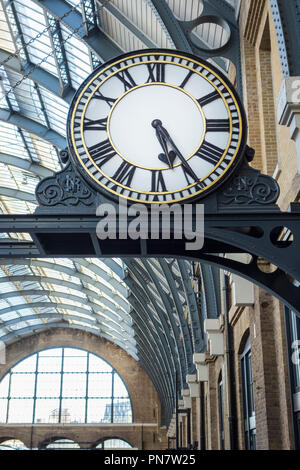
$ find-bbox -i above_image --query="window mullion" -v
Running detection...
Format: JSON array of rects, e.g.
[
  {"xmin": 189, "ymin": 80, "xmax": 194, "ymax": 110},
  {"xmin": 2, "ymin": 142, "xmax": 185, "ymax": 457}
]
[
  {"xmin": 85, "ymin": 352, "xmax": 90, "ymax": 424},
  {"xmin": 111, "ymin": 370, "xmax": 115, "ymax": 423},
  {"xmin": 58, "ymin": 348, "xmax": 65, "ymax": 423},
  {"xmin": 32, "ymin": 353, "xmax": 39, "ymax": 423},
  {"xmin": 6, "ymin": 370, "xmax": 12, "ymax": 423}
]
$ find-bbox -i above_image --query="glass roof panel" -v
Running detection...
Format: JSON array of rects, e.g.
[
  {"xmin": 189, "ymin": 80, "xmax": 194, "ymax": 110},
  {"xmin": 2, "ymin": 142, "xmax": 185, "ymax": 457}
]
[
  {"xmin": 0, "ymin": 3, "xmax": 15, "ymax": 53},
  {"xmin": 14, "ymin": 0, "xmax": 58, "ymax": 76}
]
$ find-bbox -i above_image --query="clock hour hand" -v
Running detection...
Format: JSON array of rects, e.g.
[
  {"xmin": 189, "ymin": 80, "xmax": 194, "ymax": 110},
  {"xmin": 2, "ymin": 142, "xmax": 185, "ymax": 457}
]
[{"xmin": 152, "ymin": 119, "xmax": 201, "ymax": 185}]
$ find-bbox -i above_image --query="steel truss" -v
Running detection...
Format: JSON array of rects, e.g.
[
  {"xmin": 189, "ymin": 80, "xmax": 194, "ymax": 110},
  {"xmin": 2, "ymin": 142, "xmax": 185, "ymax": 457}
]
[{"xmin": 0, "ymin": 207, "xmax": 299, "ymax": 316}]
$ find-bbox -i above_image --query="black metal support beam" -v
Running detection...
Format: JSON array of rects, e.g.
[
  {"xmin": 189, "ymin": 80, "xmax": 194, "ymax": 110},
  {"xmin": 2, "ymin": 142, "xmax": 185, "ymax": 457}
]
[
  {"xmin": 1, "ymin": 209, "xmax": 300, "ymax": 315},
  {"xmin": 270, "ymin": 0, "xmax": 300, "ymax": 77},
  {"xmin": 31, "ymin": 0, "xmax": 123, "ymax": 61}
]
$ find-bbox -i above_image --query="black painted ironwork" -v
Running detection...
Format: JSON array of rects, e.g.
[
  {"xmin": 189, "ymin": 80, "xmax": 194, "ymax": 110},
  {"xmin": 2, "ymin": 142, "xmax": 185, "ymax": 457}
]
[{"xmin": 0, "ymin": 146, "xmax": 299, "ymax": 318}]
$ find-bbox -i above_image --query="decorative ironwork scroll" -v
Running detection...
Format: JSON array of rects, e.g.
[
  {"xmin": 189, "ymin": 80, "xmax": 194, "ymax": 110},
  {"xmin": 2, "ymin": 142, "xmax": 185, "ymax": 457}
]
[{"xmin": 36, "ymin": 160, "xmax": 95, "ymax": 209}]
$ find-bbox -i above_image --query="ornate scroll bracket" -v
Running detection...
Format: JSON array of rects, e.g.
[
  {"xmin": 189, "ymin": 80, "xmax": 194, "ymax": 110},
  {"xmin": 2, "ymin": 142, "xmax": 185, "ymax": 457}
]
[
  {"xmin": 218, "ymin": 154, "xmax": 280, "ymax": 212},
  {"xmin": 35, "ymin": 152, "xmax": 96, "ymax": 212}
]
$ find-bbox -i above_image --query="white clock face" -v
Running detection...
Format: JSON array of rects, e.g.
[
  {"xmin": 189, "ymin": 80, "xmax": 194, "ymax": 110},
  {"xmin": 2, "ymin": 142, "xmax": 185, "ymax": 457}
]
[{"xmin": 68, "ymin": 50, "xmax": 246, "ymax": 204}]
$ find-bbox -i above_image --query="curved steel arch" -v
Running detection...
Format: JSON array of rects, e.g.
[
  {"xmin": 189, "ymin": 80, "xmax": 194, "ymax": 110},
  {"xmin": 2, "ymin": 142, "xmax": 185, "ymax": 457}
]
[
  {"xmin": 134, "ymin": 333, "xmax": 174, "ymax": 425},
  {"xmin": 0, "ymin": 187, "xmax": 36, "ymax": 203},
  {"xmin": 0, "ymin": 301, "xmax": 135, "ymax": 343},
  {"xmin": 0, "ymin": 153, "xmax": 54, "ymax": 178},
  {"xmin": 0, "ymin": 258, "xmax": 129, "ymax": 311},
  {"xmin": 128, "ymin": 289, "xmax": 177, "ymax": 417},
  {"xmin": 132, "ymin": 320, "xmax": 174, "ymax": 411},
  {"xmin": 0, "ymin": 322, "xmax": 102, "ymax": 344},
  {"xmin": 0, "ymin": 274, "xmax": 122, "ymax": 307},
  {"xmin": 0, "ymin": 109, "xmax": 66, "ymax": 148},
  {"xmin": 126, "ymin": 278, "xmax": 179, "ymax": 380},
  {"xmin": 142, "ymin": 259, "xmax": 195, "ymax": 375},
  {"xmin": 176, "ymin": 260, "xmax": 204, "ymax": 354},
  {"xmin": 270, "ymin": 0, "xmax": 300, "ymax": 77},
  {"xmin": 0, "ymin": 321, "xmax": 138, "ymax": 360},
  {"xmin": 0, "ymin": 48, "xmax": 76, "ymax": 104},
  {"xmin": 0, "ymin": 288, "xmax": 130, "ymax": 324},
  {"xmin": 125, "ymin": 259, "xmax": 187, "ymax": 389},
  {"xmin": 200, "ymin": 264, "xmax": 220, "ymax": 319},
  {"xmin": 0, "ymin": 291, "xmax": 132, "ymax": 332}
]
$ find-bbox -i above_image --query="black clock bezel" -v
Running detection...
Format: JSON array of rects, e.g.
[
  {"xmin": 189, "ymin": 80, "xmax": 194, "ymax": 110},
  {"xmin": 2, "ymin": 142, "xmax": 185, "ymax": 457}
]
[{"xmin": 67, "ymin": 48, "xmax": 248, "ymax": 205}]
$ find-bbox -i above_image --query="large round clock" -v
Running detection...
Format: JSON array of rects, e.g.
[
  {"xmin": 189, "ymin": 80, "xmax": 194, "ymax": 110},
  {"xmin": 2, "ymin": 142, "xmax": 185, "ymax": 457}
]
[{"xmin": 67, "ymin": 49, "xmax": 247, "ymax": 204}]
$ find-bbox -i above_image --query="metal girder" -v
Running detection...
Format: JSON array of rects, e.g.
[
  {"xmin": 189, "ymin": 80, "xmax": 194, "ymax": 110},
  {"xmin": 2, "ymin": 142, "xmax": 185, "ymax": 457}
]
[
  {"xmin": 128, "ymin": 290, "xmax": 176, "ymax": 378},
  {"xmin": 126, "ymin": 277, "xmax": 178, "ymax": 378},
  {"xmin": 0, "ymin": 109, "xmax": 66, "ymax": 148},
  {"xmin": 0, "ymin": 258, "xmax": 129, "ymax": 309},
  {"xmin": 202, "ymin": 0, "xmax": 237, "ymax": 24},
  {"xmin": 0, "ymin": 153, "xmax": 54, "ymax": 178},
  {"xmin": 0, "ymin": 187, "xmax": 36, "ymax": 203},
  {"xmin": 128, "ymin": 290, "xmax": 176, "ymax": 399},
  {"xmin": 0, "ymin": 274, "xmax": 124, "ymax": 313},
  {"xmin": 158, "ymin": 259, "xmax": 196, "ymax": 374},
  {"xmin": 146, "ymin": 0, "xmax": 191, "ymax": 51},
  {"xmin": 176, "ymin": 260, "xmax": 204, "ymax": 353},
  {"xmin": 142, "ymin": 258, "xmax": 194, "ymax": 375},
  {"xmin": 125, "ymin": 262, "xmax": 185, "ymax": 391},
  {"xmin": 148, "ymin": 0, "xmax": 243, "ymax": 95},
  {"xmin": 0, "ymin": 300, "xmax": 135, "ymax": 342},
  {"xmin": 100, "ymin": 1, "xmax": 157, "ymax": 49},
  {"xmin": 133, "ymin": 319, "xmax": 173, "ymax": 401},
  {"xmin": 45, "ymin": 11, "xmax": 72, "ymax": 94},
  {"xmin": 133, "ymin": 327, "xmax": 174, "ymax": 424},
  {"xmin": 132, "ymin": 318, "xmax": 175, "ymax": 414},
  {"xmin": 125, "ymin": 259, "xmax": 187, "ymax": 388},
  {"xmin": 74, "ymin": 258, "xmax": 128, "ymax": 300},
  {"xmin": 270, "ymin": 0, "xmax": 300, "ymax": 77},
  {"xmin": 137, "ymin": 349, "xmax": 171, "ymax": 424},
  {"xmin": 200, "ymin": 265, "xmax": 220, "ymax": 319},
  {"xmin": 0, "ymin": 312, "xmax": 95, "ymax": 329},
  {"xmin": 0, "ymin": 290, "xmax": 132, "ymax": 332},
  {"xmin": 31, "ymin": 0, "xmax": 123, "ymax": 61},
  {"xmin": 0, "ymin": 314, "xmax": 138, "ymax": 358},
  {"xmin": 3, "ymin": 0, "xmax": 30, "ymax": 63},
  {"xmin": 1, "ymin": 210, "xmax": 300, "ymax": 315},
  {"xmin": 82, "ymin": 0, "xmax": 98, "ymax": 33},
  {"xmin": 0, "ymin": 321, "xmax": 101, "ymax": 344},
  {"xmin": 0, "ymin": 48, "xmax": 75, "ymax": 103}
]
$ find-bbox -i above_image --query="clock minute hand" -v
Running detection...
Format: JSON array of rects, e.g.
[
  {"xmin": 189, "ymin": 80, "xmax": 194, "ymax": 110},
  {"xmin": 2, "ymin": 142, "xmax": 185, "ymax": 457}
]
[
  {"xmin": 151, "ymin": 119, "xmax": 173, "ymax": 168},
  {"xmin": 155, "ymin": 121, "xmax": 201, "ymax": 185}
]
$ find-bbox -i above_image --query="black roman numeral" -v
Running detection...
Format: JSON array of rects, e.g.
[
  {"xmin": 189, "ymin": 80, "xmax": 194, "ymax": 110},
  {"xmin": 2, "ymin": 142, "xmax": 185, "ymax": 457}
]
[
  {"xmin": 146, "ymin": 63, "xmax": 166, "ymax": 83},
  {"xmin": 92, "ymin": 91, "xmax": 116, "ymax": 107},
  {"xmin": 115, "ymin": 68, "xmax": 137, "ymax": 91},
  {"xmin": 197, "ymin": 90, "xmax": 220, "ymax": 107},
  {"xmin": 151, "ymin": 170, "xmax": 167, "ymax": 193},
  {"xmin": 88, "ymin": 139, "xmax": 116, "ymax": 165},
  {"xmin": 195, "ymin": 141, "xmax": 224, "ymax": 165},
  {"xmin": 83, "ymin": 117, "xmax": 108, "ymax": 131},
  {"xmin": 179, "ymin": 70, "xmax": 194, "ymax": 89},
  {"xmin": 112, "ymin": 161, "xmax": 136, "ymax": 187},
  {"xmin": 206, "ymin": 119, "xmax": 230, "ymax": 132}
]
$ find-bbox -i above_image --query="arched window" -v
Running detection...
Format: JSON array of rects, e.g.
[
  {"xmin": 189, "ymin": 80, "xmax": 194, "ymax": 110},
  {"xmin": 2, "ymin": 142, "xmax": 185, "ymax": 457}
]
[
  {"xmin": 46, "ymin": 439, "xmax": 80, "ymax": 450},
  {"xmin": 0, "ymin": 347, "xmax": 132, "ymax": 424},
  {"xmin": 240, "ymin": 337, "xmax": 256, "ymax": 450},
  {"xmin": 0, "ymin": 439, "xmax": 28, "ymax": 450},
  {"xmin": 96, "ymin": 439, "xmax": 133, "ymax": 449}
]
